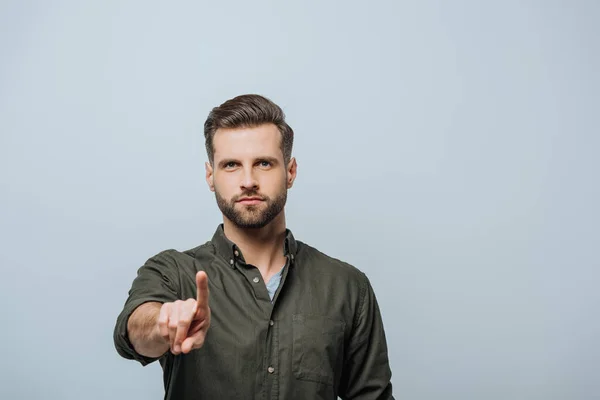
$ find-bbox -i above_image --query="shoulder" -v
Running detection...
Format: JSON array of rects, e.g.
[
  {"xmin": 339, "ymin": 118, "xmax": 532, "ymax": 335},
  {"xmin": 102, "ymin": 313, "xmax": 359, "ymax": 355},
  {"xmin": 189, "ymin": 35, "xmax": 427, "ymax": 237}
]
[
  {"xmin": 296, "ymin": 240, "xmax": 368, "ymax": 284},
  {"xmin": 146, "ymin": 241, "xmax": 214, "ymax": 262},
  {"xmin": 140, "ymin": 241, "xmax": 215, "ymax": 273},
  {"xmin": 294, "ymin": 240, "xmax": 374, "ymax": 323}
]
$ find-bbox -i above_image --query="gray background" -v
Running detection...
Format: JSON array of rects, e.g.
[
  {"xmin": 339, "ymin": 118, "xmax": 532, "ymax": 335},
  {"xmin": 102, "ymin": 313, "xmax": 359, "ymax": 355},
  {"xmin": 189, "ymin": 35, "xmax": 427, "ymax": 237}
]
[{"xmin": 1, "ymin": 1, "xmax": 598, "ymax": 399}]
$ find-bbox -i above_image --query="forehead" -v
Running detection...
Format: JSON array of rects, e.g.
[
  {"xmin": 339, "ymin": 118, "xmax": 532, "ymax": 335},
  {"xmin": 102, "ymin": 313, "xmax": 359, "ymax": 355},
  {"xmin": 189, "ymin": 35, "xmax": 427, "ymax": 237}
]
[{"xmin": 213, "ymin": 123, "xmax": 282, "ymax": 160}]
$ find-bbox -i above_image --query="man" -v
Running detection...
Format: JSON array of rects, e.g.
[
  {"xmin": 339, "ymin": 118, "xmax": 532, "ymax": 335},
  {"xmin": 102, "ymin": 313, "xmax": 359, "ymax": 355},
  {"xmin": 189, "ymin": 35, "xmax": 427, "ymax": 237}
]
[{"xmin": 113, "ymin": 94, "xmax": 394, "ymax": 399}]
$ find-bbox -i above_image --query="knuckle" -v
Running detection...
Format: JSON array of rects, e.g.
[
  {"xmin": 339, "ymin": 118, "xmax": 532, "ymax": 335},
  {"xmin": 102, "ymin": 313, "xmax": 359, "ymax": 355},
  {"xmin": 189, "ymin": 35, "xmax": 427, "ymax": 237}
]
[{"xmin": 178, "ymin": 319, "xmax": 189, "ymax": 327}]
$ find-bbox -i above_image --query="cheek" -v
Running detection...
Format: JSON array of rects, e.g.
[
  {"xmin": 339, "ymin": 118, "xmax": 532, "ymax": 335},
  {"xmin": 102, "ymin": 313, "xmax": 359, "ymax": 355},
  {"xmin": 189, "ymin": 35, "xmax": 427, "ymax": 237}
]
[
  {"xmin": 262, "ymin": 172, "xmax": 287, "ymax": 191},
  {"xmin": 214, "ymin": 174, "xmax": 237, "ymax": 193}
]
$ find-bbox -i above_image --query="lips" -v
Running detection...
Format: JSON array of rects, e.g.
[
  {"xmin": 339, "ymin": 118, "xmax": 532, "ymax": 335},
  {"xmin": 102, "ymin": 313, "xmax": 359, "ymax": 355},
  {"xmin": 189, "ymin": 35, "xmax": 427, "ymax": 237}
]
[{"xmin": 236, "ymin": 197, "xmax": 264, "ymax": 205}]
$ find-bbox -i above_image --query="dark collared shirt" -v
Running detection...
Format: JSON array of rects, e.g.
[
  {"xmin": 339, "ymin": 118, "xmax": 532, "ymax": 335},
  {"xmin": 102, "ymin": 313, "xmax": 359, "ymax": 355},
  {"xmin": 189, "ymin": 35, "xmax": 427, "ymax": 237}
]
[{"xmin": 113, "ymin": 225, "xmax": 394, "ymax": 399}]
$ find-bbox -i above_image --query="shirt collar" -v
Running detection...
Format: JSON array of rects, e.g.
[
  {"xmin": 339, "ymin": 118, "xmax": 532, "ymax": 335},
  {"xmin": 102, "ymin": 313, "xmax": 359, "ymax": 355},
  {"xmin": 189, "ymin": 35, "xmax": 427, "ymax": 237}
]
[{"xmin": 211, "ymin": 224, "xmax": 298, "ymax": 267}]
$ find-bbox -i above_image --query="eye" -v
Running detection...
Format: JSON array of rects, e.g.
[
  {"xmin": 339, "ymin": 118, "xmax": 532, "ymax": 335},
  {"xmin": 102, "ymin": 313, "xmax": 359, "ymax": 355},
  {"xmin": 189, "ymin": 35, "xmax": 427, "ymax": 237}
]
[
  {"xmin": 224, "ymin": 161, "xmax": 238, "ymax": 169},
  {"xmin": 257, "ymin": 160, "xmax": 273, "ymax": 168}
]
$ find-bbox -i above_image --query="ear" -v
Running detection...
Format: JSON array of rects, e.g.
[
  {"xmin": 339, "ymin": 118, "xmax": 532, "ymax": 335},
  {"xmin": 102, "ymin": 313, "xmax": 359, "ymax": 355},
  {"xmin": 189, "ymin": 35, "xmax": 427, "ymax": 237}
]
[
  {"xmin": 205, "ymin": 161, "xmax": 215, "ymax": 192},
  {"xmin": 286, "ymin": 157, "xmax": 297, "ymax": 189}
]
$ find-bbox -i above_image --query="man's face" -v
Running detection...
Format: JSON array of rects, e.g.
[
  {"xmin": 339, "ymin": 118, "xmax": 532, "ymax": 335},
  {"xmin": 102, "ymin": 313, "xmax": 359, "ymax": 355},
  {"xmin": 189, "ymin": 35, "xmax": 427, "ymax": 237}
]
[{"xmin": 206, "ymin": 123, "xmax": 296, "ymax": 229}]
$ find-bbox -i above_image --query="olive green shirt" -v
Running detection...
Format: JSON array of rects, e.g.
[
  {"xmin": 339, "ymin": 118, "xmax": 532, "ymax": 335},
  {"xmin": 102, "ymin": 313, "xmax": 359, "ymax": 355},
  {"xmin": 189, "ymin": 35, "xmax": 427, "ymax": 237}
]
[{"xmin": 113, "ymin": 225, "xmax": 394, "ymax": 399}]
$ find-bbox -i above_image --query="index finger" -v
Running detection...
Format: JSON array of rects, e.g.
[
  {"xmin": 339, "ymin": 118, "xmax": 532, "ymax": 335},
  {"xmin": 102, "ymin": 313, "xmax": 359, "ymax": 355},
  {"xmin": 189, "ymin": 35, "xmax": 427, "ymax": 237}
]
[{"xmin": 195, "ymin": 271, "xmax": 209, "ymax": 314}]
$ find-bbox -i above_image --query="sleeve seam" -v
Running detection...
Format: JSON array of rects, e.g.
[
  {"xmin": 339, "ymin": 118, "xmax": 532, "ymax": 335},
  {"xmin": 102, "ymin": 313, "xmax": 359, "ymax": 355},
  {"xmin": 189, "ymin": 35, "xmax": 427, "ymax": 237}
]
[{"xmin": 352, "ymin": 272, "xmax": 368, "ymax": 332}]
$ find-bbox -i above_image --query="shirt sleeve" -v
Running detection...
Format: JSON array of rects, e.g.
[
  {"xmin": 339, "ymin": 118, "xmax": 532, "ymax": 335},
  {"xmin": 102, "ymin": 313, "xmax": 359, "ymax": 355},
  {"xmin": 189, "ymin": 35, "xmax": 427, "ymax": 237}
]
[
  {"xmin": 339, "ymin": 273, "xmax": 395, "ymax": 400},
  {"xmin": 113, "ymin": 250, "xmax": 181, "ymax": 366}
]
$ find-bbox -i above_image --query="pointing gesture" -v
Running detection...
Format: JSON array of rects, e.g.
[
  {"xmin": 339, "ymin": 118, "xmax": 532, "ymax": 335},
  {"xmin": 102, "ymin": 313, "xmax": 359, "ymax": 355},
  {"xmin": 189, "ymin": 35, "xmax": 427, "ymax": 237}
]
[{"xmin": 157, "ymin": 271, "xmax": 211, "ymax": 355}]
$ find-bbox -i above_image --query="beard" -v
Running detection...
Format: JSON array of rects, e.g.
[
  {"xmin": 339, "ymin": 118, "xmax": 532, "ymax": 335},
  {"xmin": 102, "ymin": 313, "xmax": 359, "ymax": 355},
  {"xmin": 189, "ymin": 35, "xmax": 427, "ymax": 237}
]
[{"xmin": 215, "ymin": 186, "xmax": 287, "ymax": 229}]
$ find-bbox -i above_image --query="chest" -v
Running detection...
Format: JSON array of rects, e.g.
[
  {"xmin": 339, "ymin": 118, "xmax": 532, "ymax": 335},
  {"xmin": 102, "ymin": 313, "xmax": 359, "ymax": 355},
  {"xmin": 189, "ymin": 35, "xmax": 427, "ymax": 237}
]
[{"xmin": 176, "ymin": 261, "xmax": 355, "ymax": 390}]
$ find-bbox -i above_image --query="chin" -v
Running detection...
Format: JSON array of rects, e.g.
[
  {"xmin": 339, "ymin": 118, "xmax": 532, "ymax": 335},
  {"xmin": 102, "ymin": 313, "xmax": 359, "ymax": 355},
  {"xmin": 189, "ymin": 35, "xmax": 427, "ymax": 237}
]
[{"xmin": 237, "ymin": 220, "xmax": 269, "ymax": 229}]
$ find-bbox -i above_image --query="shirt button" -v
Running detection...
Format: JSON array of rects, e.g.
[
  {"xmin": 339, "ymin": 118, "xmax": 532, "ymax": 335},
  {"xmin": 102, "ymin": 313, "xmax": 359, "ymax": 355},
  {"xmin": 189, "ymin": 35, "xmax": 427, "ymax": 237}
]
[
  {"xmin": 253, "ymin": 277, "xmax": 260, "ymax": 283},
  {"xmin": 269, "ymin": 320, "xmax": 274, "ymax": 326},
  {"xmin": 229, "ymin": 259, "xmax": 234, "ymax": 265},
  {"xmin": 234, "ymin": 250, "xmax": 239, "ymax": 256},
  {"xmin": 267, "ymin": 366, "xmax": 275, "ymax": 374}
]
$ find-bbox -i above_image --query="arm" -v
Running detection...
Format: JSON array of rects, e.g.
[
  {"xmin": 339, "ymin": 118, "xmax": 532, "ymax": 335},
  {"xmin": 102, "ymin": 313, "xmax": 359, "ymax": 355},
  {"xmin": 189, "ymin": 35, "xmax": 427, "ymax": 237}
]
[
  {"xmin": 127, "ymin": 302, "xmax": 169, "ymax": 358},
  {"xmin": 339, "ymin": 273, "xmax": 394, "ymax": 400},
  {"xmin": 113, "ymin": 250, "xmax": 211, "ymax": 365}
]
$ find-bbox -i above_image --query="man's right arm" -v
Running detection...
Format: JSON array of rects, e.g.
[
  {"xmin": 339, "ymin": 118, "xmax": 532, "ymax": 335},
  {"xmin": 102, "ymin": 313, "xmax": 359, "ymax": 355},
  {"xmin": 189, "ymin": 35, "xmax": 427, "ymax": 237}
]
[
  {"xmin": 125, "ymin": 271, "xmax": 211, "ymax": 358},
  {"xmin": 127, "ymin": 302, "xmax": 169, "ymax": 358},
  {"xmin": 114, "ymin": 251, "xmax": 210, "ymax": 364}
]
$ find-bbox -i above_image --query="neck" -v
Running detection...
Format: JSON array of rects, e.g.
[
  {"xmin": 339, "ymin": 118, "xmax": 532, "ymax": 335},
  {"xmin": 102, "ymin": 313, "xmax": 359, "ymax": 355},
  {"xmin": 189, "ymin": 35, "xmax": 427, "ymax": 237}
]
[{"xmin": 222, "ymin": 211, "xmax": 287, "ymax": 275}]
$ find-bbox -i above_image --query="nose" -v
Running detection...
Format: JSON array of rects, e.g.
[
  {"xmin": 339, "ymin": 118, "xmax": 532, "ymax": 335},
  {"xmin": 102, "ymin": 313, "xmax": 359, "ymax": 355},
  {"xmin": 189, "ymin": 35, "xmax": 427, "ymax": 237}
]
[{"xmin": 240, "ymin": 166, "xmax": 258, "ymax": 191}]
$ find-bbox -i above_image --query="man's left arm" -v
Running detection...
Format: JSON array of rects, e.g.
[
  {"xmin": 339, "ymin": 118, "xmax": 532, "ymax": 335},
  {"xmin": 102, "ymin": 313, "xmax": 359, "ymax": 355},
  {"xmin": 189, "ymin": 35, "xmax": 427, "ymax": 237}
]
[{"xmin": 339, "ymin": 273, "xmax": 394, "ymax": 400}]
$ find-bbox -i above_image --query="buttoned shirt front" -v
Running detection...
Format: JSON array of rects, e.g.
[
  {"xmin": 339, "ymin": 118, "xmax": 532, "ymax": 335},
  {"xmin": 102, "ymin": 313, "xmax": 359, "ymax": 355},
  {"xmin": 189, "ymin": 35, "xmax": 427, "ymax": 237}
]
[{"xmin": 113, "ymin": 225, "xmax": 394, "ymax": 399}]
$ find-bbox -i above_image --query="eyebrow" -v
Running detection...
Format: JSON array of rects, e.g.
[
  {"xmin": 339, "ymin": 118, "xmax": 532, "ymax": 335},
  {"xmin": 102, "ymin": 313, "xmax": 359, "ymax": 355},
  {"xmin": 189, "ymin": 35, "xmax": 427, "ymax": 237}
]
[
  {"xmin": 217, "ymin": 156, "xmax": 280, "ymax": 168},
  {"xmin": 257, "ymin": 156, "xmax": 279, "ymax": 165},
  {"xmin": 217, "ymin": 158, "xmax": 236, "ymax": 168}
]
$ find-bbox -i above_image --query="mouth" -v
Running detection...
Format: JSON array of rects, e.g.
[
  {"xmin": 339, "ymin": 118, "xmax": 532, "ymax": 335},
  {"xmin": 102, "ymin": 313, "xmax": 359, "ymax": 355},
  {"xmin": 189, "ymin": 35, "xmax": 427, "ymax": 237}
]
[{"xmin": 236, "ymin": 197, "xmax": 265, "ymax": 205}]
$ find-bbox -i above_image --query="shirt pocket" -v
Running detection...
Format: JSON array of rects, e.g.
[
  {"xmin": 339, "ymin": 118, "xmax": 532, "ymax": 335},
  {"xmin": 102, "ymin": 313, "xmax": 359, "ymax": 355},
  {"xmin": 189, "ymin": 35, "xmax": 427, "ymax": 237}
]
[{"xmin": 292, "ymin": 313, "xmax": 346, "ymax": 386}]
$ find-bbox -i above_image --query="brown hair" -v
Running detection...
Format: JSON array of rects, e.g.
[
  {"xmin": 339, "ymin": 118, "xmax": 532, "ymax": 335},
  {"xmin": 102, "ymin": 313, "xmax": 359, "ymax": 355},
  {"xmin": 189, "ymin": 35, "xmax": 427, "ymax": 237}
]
[{"xmin": 204, "ymin": 94, "xmax": 294, "ymax": 164}]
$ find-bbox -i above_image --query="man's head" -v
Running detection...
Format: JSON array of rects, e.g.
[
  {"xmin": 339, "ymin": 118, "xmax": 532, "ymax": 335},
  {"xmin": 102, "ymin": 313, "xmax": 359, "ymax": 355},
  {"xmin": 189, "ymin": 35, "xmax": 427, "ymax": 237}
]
[{"xmin": 204, "ymin": 94, "xmax": 297, "ymax": 229}]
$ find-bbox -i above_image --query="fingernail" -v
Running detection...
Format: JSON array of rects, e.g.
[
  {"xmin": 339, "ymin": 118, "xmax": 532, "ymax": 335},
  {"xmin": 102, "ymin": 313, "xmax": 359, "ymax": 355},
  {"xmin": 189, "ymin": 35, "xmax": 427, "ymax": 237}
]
[{"xmin": 174, "ymin": 345, "xmax": 180, "ymax": 353}]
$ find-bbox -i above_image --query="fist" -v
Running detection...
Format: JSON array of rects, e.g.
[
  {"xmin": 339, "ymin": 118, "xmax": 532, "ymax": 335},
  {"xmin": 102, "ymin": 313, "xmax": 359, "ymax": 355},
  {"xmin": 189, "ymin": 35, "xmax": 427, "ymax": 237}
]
[{"xmin": 158, "ymin": 271, "xmax": 210, "ymax": 355}]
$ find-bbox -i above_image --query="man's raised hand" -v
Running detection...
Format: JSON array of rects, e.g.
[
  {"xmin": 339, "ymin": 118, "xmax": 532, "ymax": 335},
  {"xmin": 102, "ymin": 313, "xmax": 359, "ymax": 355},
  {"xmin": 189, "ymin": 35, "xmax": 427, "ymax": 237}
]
[{"xmin": 157, "ymin": 271, "xmax": 211, "ymax": 355}]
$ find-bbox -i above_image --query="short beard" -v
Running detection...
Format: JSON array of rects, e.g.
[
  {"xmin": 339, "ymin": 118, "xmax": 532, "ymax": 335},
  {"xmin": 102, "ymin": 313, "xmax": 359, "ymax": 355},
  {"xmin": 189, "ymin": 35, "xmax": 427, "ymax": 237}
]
[{"xmin": 215, "ymin": 187, "xmax": 287, "ymax": 229}]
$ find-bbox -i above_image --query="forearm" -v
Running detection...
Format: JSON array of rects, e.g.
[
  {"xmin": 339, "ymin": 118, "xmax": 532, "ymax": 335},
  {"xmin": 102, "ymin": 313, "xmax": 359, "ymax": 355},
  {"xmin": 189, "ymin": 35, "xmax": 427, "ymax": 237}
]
[{"xmin": 127, "ymin": 302, "xmax": 169, "ymax": 358}]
